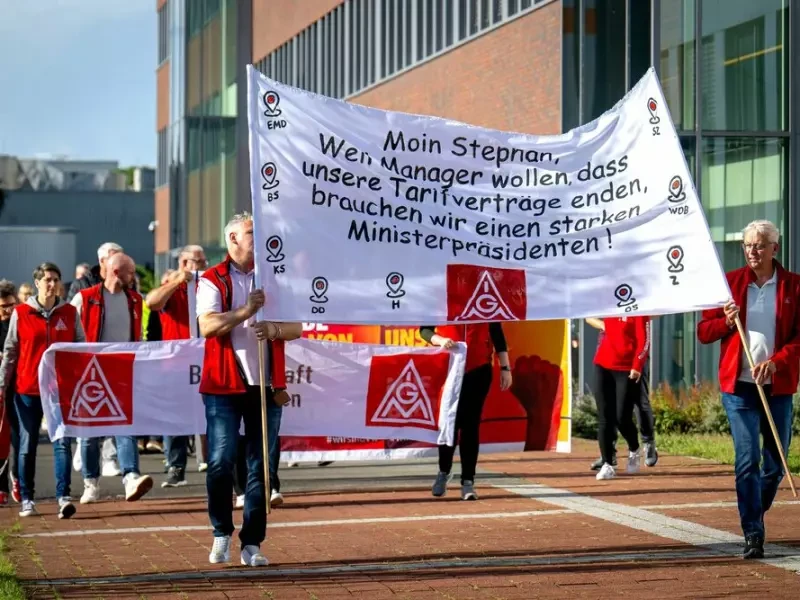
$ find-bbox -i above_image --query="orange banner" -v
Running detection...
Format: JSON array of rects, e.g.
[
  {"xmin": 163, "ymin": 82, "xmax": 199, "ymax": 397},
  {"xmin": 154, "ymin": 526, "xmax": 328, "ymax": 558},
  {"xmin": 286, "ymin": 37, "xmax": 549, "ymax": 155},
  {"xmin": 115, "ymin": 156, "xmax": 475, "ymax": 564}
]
[{"xmin": 281, "ymin": 321, "xmax": 571, "ymax": 458}]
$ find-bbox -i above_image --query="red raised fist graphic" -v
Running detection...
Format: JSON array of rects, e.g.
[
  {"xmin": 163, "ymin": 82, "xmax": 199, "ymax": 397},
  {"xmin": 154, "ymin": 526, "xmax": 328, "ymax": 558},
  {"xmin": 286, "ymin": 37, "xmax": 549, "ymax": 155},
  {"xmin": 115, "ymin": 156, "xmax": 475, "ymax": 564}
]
[{"xmin": 509, "ymin": 355, "xmax": 564, "ymax": 451}]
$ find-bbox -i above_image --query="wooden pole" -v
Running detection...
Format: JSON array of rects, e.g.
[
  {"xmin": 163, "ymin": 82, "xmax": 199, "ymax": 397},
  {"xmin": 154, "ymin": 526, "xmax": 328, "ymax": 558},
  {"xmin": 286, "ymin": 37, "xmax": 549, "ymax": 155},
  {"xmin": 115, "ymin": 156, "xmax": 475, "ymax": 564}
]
[
  {"xmin": 733, "ymin": 315, "xmax": 797, "ymax": 497},
  {"xmin": 258, "ymin": 339, "xmax": 271, "ymax": 514}
]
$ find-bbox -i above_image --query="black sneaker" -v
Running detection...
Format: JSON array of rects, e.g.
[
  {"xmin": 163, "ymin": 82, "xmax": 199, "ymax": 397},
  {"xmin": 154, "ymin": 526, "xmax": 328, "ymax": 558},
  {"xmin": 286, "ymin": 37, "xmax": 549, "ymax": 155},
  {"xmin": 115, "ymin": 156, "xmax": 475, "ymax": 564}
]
[
  {"xmin": 161, "ymin": 467, "xmax": 187, "ymax": 488},
  {"xmin": 743, "ymin": 534, "xmax": 764, "ymax": 559},
  {"xmin": 591, "ymin": 456, "xmax": 617, "ymax": 471},
  {"xmin": 644, "ymin": 442, "xmax": 659, "ymax": 467}
]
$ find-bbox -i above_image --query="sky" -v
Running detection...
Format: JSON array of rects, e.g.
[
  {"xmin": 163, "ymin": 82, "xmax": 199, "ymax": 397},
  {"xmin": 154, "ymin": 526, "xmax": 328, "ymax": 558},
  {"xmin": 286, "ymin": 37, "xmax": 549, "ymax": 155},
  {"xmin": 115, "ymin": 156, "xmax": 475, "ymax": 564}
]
[{"xmin": 0, "ymin": 0, "xmax": 156, "ymax": 167}]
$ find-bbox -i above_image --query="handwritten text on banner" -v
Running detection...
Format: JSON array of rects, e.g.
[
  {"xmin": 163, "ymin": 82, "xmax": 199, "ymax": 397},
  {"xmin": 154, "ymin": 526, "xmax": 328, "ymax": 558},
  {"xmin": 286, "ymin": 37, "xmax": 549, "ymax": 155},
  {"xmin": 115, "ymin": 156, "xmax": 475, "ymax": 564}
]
[{"xmin": 247, "ymin": 66, "xmax": 729, "ymax": 325}]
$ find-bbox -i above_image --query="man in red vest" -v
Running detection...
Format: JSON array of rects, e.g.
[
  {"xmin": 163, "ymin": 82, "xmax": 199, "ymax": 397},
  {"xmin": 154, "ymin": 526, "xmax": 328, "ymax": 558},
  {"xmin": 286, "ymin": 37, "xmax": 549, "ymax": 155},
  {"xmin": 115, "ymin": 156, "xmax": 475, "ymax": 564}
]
[
  {"xmin": 196, "ymin": 212, "xmax": 301, "ymax": 568},
  {"xmin": 70, "ymin": 253, "xmax": 153, "ymax": 504},
  {"xmin": 145, "ymin": 244, "xmax": 208, "ymax": 487}
]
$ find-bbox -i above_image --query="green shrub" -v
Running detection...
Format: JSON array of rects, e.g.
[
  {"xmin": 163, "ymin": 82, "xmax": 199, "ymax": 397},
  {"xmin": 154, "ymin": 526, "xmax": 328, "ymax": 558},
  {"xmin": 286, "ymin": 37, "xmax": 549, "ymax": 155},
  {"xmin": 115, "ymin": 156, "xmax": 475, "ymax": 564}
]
[
  {"xmin": 572, "ymin": 392, "xmax": 598, "ymax": 440},
  {"xmin": 572, "ymin": 379, "xmax": 800, "ymax": 440}
]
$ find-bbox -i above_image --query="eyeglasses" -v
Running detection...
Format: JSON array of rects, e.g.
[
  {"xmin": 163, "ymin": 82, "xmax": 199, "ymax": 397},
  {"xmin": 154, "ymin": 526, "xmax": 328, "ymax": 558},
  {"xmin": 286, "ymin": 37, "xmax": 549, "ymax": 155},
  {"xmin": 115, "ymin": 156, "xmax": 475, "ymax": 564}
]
[{"xmin": 742, "ymin": 243, "xmax": 773, "ymax": 252}]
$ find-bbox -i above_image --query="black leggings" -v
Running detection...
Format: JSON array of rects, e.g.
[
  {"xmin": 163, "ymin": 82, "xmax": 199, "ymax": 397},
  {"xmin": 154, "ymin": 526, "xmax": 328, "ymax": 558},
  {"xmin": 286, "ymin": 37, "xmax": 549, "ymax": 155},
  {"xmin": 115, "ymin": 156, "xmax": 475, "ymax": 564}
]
[
  {"xmin": 594, "ymin": 365, "xmax": 640, "ymax": 464},
  {"xmin": 439, "ymin": 363, "xmax": 493, "ymax": 483}
]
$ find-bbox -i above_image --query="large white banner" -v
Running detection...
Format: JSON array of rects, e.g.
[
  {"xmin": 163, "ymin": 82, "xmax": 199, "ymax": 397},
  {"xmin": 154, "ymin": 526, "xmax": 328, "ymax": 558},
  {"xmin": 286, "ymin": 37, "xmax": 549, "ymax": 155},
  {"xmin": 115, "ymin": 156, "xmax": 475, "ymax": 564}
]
[
  {"xmin": 38, "ymin": 338, "xmax": 465, "ymax": 446},
  {"xmin": 247, "ymin": 66, "xmax": 729, "ymax": 325}
]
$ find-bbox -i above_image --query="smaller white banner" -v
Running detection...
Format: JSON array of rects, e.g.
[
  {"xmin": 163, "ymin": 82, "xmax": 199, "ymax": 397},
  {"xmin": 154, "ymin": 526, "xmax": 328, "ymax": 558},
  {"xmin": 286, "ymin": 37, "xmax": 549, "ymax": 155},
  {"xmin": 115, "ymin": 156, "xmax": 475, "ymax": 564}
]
[{"xmin": 38, "ymin": 338, "xmax": 465, "ymax": 446}]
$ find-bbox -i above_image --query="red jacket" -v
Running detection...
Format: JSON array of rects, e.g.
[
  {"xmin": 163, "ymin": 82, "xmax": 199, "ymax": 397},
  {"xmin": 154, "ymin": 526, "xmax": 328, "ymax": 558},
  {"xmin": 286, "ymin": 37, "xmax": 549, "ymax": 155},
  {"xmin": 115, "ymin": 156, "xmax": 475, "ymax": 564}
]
[
  {"xmin": 434, "ymin": 324, "xmax": 494, "ymax": 372},
  {"xmin": 0, "ymin": 298, "xmax": 83, "ymax": 396},
  {"xmin": 199, "ymin": 256, "xmax": 286, "ymax": 395},
  {"xmin": 160, "ymin": 282, "xmax": 191, "ymax": 341},
  {"xmin": 697, "ymin": 261, "xmax": 800, "ymax": 395},
  {"xmin": 594, "ymin": 316, "xmax": 651, "ymax": 372},
  {"xmin": 79, "ymin": 284, "xmax": 142, "ymax": 343}
]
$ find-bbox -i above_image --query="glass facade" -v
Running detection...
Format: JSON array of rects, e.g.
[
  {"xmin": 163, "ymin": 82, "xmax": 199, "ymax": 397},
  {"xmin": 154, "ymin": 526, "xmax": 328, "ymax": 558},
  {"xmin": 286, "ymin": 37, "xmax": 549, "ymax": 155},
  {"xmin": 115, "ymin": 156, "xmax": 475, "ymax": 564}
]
[
  {"xmin": 156, "ymin": 0, "xmax": 238, "ymax": 275},
  {"xmin": 564, "ymin": 0, "xmax": 793, "ymax": 391}
]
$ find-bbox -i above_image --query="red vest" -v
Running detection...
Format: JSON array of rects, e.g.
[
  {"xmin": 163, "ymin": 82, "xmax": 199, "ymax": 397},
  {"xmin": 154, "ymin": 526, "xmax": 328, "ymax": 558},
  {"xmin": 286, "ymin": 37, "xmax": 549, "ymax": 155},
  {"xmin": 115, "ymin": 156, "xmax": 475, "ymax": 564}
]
[
  {"xmin": 199, "ymin": 257, "xmax": 286, "ymax": 395},
  {"xmin": 698, "ymin": 261, "xmax": 800, "ymax": 395},
  {"xmin": 160, "ymin": 282, "xmax": 191, "ymax": 341},
  {"xmin": 14, "ymin": 302, "xmax": 79, "ymax": 395},
  {"xmin": 79, "ymin": 284, "xmax": 143, "ymax": 343},
  {"xmin": 437, "ymin": 323, "xmax": 494, "ymax": 372}
]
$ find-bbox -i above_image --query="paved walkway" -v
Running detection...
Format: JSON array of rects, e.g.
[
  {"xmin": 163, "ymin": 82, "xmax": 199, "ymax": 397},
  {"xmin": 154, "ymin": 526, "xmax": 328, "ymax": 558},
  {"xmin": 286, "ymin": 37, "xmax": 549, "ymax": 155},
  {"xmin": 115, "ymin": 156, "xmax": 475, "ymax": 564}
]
[{"xmin": 5, "ymin": 440, "xmax": 800, "ymax": 599}]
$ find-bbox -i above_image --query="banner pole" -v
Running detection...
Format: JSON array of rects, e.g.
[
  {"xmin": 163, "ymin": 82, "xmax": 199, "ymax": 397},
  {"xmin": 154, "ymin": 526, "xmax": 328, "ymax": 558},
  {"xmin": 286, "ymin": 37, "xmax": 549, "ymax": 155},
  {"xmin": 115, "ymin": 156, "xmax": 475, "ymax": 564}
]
[
  {"xmin": 258, "ymin": 339, "xmax": 272, "ymax": 514},
  {"xmin": 733, "ymin": 315, "xmax": 797, "ymax": 497}
]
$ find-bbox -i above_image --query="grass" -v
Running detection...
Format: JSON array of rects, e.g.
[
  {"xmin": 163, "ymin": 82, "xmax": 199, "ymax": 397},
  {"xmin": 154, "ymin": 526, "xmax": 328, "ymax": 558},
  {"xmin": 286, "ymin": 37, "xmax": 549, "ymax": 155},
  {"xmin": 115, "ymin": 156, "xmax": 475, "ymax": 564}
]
[
  {"xmin": 0, "ymin": 524, "xmax": 26, "ymax": 600},
  {"xmin": 657, "ymin": 433, "xmax": 800, "ymax": 475}
]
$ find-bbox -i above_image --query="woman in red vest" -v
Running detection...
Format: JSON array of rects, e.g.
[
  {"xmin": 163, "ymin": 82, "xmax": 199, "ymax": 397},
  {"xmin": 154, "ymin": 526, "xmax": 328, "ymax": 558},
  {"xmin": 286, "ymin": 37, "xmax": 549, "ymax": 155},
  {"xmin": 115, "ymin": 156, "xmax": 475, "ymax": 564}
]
[
  {"xmin": 0, "ymin": 262, "xmax": 84, "ymax": 519},
  {"xmin": 420, "ymin": 322, "xmax": 512, "ymax": 500},
  {"xmin": 589, "ymin": 315, "xmax": 651, "ymax": 481}
]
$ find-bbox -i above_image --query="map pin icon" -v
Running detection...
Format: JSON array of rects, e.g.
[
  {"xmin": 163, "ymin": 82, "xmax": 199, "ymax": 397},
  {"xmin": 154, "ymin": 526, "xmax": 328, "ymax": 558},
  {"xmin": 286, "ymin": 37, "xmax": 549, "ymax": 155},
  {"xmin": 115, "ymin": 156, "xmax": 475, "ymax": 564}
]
[
  {"xmin": 261, "ymin": 163, "xmax": 278, "ymax": 190},
  {"xmin": 263, "ymin": 91, "xmax": 281, "ymax": 116},
  {"xmin": 668, "ymin": 175, "xmax": 685, "ymax": 201},
  {"xmin": 310, "ymin": 276, "xmax": 329, "ymax": 303},
  {"xmin": 386, "ymin": 272, "xmax": 405, "ymax": 298},
  {"xmin": 265, "ymin": 235, "xmax": 284, "ymax": 262},
  {"xmin": 667, "ymin": 245, "xmax": 684, "ymax": 272}
]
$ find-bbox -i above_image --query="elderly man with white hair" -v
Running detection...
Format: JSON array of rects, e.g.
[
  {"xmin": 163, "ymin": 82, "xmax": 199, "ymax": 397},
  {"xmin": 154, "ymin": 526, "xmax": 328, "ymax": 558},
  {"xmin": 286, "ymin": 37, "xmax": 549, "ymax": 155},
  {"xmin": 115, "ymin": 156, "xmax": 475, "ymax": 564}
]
[
  {"xmin": 196, "ymin": 212, "xmax": 301, "ymax": 567},
  {"xmin": 698, "ymin": 219, "xmax": 800, "ymax": 560}
]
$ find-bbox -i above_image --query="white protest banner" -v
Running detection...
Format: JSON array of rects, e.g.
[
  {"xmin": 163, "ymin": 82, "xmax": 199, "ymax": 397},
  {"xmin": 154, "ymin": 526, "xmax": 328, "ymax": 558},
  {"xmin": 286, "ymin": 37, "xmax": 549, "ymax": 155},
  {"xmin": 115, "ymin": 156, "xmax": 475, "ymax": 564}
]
[
  {"xmin": 38, "ymin": 338, "xmax": 465, "ymax": 447},
  {"xmin": 247, "ymin": 66, "xmax": 729, "ymax": 325}
]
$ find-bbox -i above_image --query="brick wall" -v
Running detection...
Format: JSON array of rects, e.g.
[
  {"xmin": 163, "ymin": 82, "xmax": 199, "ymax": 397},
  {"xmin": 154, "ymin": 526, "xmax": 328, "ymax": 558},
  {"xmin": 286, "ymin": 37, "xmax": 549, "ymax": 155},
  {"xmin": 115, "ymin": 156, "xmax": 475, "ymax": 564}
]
[
  {"xmin": 252, "ymin": 0, "xmax": 344, "ymax": 62},
  {"xmin": 156, "ymin": 62, "xmax": 170, "ymax": 132},
  {"xmin": 350, "ymin": 1, "xmax": 562, "ymax": 136}
]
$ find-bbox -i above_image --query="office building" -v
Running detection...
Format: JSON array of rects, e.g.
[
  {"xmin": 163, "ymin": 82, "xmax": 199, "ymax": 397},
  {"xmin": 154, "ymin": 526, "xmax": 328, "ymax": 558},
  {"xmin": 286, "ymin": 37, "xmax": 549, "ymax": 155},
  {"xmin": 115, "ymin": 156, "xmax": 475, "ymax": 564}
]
[{"xmin": 156, "ymin": 0, "xmax": 795, "ymax": 389}]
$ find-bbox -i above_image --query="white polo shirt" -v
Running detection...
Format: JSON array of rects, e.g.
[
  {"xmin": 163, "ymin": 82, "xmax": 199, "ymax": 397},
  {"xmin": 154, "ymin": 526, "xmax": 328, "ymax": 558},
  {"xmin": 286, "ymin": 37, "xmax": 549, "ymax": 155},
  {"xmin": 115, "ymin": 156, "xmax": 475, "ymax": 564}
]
[
  {"xmin": 739, "ymin": 270, "xmax": 777, "ymax": 384},
  {"xmin": 195, "ymin": 264, "xmax": 268, "ymax": 386}
]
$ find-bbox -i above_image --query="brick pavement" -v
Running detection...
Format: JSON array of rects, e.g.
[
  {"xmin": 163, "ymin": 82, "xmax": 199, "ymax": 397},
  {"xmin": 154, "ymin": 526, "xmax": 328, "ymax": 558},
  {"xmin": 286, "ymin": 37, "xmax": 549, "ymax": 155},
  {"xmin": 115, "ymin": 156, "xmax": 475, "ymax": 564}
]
[{"xmin": 5, "ymin": 439, "xmax": 800, "ymax": 599}]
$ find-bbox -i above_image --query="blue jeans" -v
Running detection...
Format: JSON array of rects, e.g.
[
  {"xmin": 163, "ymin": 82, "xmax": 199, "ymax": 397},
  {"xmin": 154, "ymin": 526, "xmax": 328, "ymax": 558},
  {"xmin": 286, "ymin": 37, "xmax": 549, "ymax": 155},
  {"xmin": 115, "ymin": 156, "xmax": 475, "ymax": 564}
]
[
  {"xmin": 722, "ymin": 382, "xmax": 794, "ymax": 538},
  {"xmin": 163, "ymin": 436, "xmax": 188, "ymax": 470},
  {"xmin": 15, "ymin": 394, "xmax": 72, "ymax": 501},
  {"xmin": 81, "ymin": 436, "xmax": 139, "ymax": 479},
  {"xmin": 204, "ymin": 387, "xmax": 283, "ymax": 548}
]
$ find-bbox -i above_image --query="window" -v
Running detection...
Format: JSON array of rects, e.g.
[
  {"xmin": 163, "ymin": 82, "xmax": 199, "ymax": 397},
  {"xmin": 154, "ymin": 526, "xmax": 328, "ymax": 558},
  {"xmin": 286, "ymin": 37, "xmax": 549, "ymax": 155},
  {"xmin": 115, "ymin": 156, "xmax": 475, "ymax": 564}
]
[
  {"xmin": 654, "ymin": 137, "xmax": 696, "ymax": 388},
  {"xmin": 156, "ymin": 129, "xmax": 168, "ymax": 187},
  {"xmin": 696, "ymin": 136, "xmax": 788, "ymax": 383},
  {"xmin": 660, "ymin": 0, "xmax": 696, "ymax": 131},
  {"xmin": 700, "ymin": 0, "xmax": 789, "ymax": 131},
  {"xmin": 581, "ymin": 0, "xmax": 626, "ymax": 122},
  {"xmin": 158, "ymin": 3, "xmax": 169, "ymax": 64}
]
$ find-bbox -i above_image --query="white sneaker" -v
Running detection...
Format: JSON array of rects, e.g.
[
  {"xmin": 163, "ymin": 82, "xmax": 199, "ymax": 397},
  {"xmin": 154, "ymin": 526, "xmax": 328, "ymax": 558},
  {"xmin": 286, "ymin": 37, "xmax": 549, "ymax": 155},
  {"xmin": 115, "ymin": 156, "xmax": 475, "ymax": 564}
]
[
  {"xmin": 241, "ymin": 544, "xmax": 269, "ymax": 567},
  {"xmin": 596, "ymin": 463, "xmax": 616, "ymax": 480},
  {"xmin": 58, "ymin": 497, "xmax": 76, "ymax": 519},
  {"xmin": 124, "ymin": 473, "xmax": 153, "ymax": 501},
  {"xmin": 102, "ymin": 459, "xmax": 122, "ymax": 477},
  {"xmin": 198, "ymin": 462, "xmax": 208, "ymax": 472},
  {"xmin": 235, "ymin": 494, "xmax": 245, "ymax": 509},
  {"xmin": 287, "ymin": 461, "xmax": 299, "ymax": 467},
  {"xmin": 627, "ymin": 450, "xmax": 641, "ymax": 474},
  {"xmin": 270, "ymin": 490, "xmax": 284, "ymax": 508},
  {"xmin": 19, "ymin": 500, "xmax": 37, "ymax": 517},
  {"xmin": 81, "ymin": 478, "xmax": 100, "ymax": 504},
  {"xmin": 209, "ymin": 535, "xmax": 231, "ymax": 564}
]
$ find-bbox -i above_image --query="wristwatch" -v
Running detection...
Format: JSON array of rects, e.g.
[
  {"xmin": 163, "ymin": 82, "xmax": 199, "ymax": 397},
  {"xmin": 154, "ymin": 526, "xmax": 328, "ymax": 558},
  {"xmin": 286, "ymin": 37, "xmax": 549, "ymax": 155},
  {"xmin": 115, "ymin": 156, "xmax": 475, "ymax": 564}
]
[{"xmin": 500, "ymin": 365, "xmax": 511, "ymax": 372}]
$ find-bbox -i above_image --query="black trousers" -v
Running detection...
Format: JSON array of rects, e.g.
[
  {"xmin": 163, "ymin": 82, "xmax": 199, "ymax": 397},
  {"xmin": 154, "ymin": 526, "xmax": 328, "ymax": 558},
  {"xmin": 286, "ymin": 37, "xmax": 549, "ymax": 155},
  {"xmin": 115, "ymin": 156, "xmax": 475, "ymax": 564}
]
[
  {"xmin": 594, "ymin": 365, "xmax": 641, "ymax": 465},
  {"xmin": 439, "ymin": 364, "xmax": 493, "ymax": 483},
  {"xmin": 635, "ymin": 363, "xmax": 655, "ymax": 444}
]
